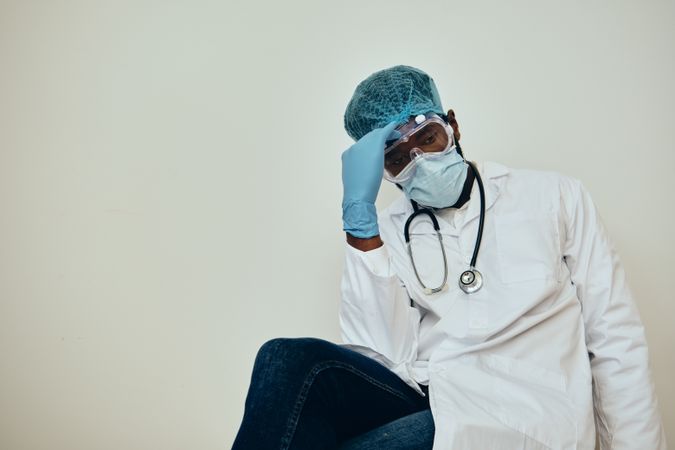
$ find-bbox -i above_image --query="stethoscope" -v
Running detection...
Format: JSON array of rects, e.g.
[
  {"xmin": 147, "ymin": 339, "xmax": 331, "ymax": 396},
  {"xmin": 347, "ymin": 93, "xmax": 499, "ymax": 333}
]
[{"xmin": 403, "ymin": 161, "xmax": 486, "ymax": 295}]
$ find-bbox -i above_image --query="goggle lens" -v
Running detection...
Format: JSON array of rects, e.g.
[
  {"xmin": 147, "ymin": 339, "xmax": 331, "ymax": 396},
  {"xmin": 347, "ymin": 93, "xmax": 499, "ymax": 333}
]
[{"xmin": 384, "ymin": 120, "xmax": 452, "ymax": 179}]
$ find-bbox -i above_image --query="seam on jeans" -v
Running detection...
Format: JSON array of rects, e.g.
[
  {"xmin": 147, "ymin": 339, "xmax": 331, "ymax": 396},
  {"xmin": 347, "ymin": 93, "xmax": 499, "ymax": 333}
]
[{"xmin": 279, "ymin": 360, "xmax": 415, "ymax": 450}]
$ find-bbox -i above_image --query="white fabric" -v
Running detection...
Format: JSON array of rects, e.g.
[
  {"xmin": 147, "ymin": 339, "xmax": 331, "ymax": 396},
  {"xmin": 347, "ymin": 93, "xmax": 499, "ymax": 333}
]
[{"xmin": 339, "ymin": 161, "xmax": 666, "ymax": 450}]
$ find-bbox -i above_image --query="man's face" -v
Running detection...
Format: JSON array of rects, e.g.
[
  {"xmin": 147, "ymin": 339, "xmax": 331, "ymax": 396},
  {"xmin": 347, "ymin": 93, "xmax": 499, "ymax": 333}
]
[
  {"xmin": 382, "ymin": 109, "xmax": 461, "ymax": 181},
  {"xmin": 384, "ymin": 117, "xmax": 452, "ymax": 178}
]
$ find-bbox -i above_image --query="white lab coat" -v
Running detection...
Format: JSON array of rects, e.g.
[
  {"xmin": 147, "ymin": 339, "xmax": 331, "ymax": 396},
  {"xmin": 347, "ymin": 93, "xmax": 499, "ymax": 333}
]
[{"xmin": 339, "ymin": 161, "xmax": 666, "ymax": 450}]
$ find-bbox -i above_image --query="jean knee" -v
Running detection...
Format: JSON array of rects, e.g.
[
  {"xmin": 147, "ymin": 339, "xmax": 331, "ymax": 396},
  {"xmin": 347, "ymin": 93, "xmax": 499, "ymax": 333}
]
[{"xmin": 253, "ymin": 337, "xmax": 336, "ymax": 378}]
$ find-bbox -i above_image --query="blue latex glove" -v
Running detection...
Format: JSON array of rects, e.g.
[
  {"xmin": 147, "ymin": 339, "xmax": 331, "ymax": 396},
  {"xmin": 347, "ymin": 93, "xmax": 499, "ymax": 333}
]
[{"xmin": 341, "ymin": 120, "xmax": 400, "ymax": 238}]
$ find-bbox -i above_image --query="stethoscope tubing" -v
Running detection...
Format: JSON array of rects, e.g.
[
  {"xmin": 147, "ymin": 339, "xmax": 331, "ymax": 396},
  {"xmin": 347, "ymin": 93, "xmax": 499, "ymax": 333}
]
[
  {"xmin": 403, "ymin": 161, "xmax": 485, "ymax": 294},
  {"xmin": 468, "ymin": 161, "xmax": 485, "ymax": 269}
]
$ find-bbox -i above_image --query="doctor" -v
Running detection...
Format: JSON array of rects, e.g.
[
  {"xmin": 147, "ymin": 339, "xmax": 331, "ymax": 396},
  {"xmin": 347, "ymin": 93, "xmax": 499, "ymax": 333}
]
[{"xmin": 232, "ymin": 66, "xmax": 666, "ymax": 450}]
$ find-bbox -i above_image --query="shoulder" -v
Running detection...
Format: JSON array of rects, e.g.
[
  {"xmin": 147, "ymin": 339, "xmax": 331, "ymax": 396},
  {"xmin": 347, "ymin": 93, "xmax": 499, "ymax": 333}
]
[
  {"xmin": 495, "ymin": 162, "xmax": 585, "ymax": 200},
  {"xmin": 504, "ymin": 164, "xmax": 577, "ymax": 187}
]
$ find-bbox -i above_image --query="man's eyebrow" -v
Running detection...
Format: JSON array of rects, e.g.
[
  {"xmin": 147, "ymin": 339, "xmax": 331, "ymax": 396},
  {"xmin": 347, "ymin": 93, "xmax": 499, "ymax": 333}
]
[{"xmin": 416, "ymin": 127, "xmax": 435, "ymax": 138}]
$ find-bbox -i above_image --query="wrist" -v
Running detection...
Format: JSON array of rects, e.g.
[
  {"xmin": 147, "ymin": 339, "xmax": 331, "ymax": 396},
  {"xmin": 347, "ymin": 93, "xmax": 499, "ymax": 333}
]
[{"xmin": 346, "ymin": 233, "xmax": 383, "ymax": 251}]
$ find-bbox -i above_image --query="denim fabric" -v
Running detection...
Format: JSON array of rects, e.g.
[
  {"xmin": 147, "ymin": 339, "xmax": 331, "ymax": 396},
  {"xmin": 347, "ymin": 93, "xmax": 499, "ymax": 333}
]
[
  {"xmin": 231, "ymin": 337, "xmax": 433, "ymax": 450},
  {"xmin": 339, "ymin": 409, "xmax": 434, "ymax": 450}
]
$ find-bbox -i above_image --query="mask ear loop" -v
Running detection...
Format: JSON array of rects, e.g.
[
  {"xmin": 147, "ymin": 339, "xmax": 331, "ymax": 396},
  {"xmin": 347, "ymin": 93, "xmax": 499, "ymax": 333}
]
[
  {"xmin": 455, "ymin": 141, "xmax": 464, "ymax": 159},
  {"xmin": 440, "ymin": 113, "xmax": 464, "ymax": 159}
]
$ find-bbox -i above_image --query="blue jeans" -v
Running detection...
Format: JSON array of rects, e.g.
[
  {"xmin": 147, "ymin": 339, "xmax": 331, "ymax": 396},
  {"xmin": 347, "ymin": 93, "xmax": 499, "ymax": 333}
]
[{"xmin": 232, "ymin": 337, "xmax": 434, "ymax": 450}]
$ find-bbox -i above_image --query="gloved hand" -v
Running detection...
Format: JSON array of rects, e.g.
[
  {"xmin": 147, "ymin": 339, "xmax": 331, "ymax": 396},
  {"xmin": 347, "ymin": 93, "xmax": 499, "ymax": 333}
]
[{"xmin": 341, "ymin": 120, "xmax": 400, "ymax": 238}]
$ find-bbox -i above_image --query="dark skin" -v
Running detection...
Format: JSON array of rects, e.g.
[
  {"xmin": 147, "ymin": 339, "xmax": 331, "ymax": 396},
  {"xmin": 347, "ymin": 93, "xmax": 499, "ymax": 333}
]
[{"xmin": 346, "ymin": 109, "xmax": 462, "ymax": 252}]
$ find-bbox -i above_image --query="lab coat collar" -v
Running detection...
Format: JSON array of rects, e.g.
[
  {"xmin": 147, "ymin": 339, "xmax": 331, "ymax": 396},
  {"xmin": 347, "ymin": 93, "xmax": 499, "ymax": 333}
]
[{"xmin": 385, "ymin": 161, "xmax": 510, "ymax": 232}]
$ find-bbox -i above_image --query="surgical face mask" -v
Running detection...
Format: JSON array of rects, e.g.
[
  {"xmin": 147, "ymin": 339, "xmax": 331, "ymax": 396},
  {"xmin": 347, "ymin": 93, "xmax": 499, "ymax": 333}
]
[{"xmin": 398, "ymin": 149, "xmax": 468, "ymax": 208}]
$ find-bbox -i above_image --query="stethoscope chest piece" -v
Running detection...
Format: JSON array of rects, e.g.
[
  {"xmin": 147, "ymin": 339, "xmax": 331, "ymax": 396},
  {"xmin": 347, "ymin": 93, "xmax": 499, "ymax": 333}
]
[{"xmin": 459, "ymin": 268, "xmax": 483, "ymax": 294}]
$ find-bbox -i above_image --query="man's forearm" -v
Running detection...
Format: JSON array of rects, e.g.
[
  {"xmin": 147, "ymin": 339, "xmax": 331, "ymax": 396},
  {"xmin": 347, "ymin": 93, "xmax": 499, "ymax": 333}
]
[{"xmin": 346, "ymin": 233, "xmax": 383, "ymax": 252}]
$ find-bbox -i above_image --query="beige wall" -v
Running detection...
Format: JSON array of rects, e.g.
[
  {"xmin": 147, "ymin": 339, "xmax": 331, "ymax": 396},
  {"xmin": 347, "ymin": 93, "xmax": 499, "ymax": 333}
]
[{"xmin": 1, "ymin": 1, "xmax": 673, "ymax": 448}]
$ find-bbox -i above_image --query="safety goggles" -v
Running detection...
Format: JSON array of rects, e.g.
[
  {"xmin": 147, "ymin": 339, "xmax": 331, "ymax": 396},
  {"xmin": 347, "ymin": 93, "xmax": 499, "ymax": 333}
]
[{"xmin": 383, "ymin": 114, "xmax": 456, "ymax": 183}]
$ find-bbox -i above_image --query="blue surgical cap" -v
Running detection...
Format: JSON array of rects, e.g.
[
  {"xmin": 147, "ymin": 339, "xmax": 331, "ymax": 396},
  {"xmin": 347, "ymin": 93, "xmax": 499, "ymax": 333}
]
[{"xmin": 344, "ymin": 65, "xmax": 445, "ymax": 141}]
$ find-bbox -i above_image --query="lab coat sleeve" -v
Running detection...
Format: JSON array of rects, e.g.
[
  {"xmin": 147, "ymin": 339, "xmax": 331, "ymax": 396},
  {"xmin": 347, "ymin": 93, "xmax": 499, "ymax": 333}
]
[
  {"xmin": 561, "ymin": 178, "xmax": 666, "ymax": 449},
  {"xmin": 339, "ymin": 242, "xmax": 424, "ymax": 395}
]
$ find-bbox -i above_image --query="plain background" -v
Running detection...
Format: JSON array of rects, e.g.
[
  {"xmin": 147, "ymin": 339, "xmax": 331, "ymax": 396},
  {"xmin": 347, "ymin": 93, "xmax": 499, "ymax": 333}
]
[{"xmin": 1, "ymin": 0, "xmax": 673, "ymax": 449}]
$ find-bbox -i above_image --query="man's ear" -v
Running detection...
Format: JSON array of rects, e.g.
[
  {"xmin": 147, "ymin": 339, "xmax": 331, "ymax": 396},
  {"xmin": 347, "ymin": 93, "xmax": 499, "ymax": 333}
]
[{"xmin": 446, "ymin": 108, "xmax": 461, "ymax": 142}]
